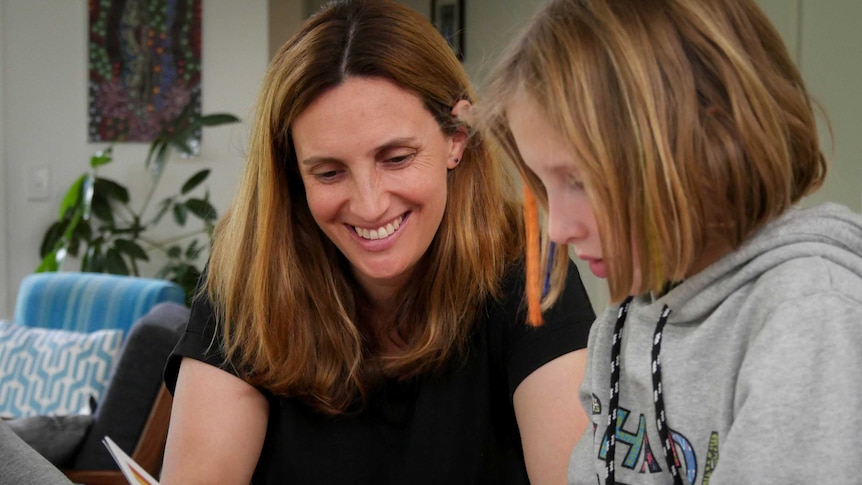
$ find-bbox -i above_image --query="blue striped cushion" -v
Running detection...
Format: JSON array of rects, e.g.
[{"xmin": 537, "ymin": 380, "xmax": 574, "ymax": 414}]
[
  {"xmin": 13, "ymin": 273, "xmax": 185, "ymax": 335},
  {"xmin": 0, "ymin": 320, "xmax": 123, "ymax": 418}
]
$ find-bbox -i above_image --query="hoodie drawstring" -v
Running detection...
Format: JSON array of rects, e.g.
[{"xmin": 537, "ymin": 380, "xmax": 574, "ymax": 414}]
[{"xmin": 605, "ymin": 298, "xmax": 682, "ymax": 485}]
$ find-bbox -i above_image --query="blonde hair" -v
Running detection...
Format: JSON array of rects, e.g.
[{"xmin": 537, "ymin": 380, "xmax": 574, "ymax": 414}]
[
  {"xmin": 482, "ymin": 0, "xmax": 827, "ymax": 303},
  {"xmin": 206, "ymin": 0, "xmax": 522, "ymax": 414}
]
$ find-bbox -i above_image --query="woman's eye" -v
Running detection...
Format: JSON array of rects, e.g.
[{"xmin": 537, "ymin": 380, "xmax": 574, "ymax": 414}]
[
  {"xmin": 314, "ymin": 169, "xmax": 342, "ymax": 182},
  {"xmin": 386, "ymin": 153, "xmax": 414, "ymax": 166}
]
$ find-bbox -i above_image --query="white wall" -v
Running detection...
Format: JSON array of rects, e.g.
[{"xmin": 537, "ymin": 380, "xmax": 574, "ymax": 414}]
[
  {"xmin": 758, "ymin": 0, "xmax": 862, "ymax": 213},
  {"xmin": 797, "ymin": 2, "xmax": 862, "ymax": 212},
  {"xmin": 0, "ymin": 3, "xmax": 8, "ymax": 318},
  {"xmin": 0, "ymin": 0, "xmax": 270, "ymax": 318}
]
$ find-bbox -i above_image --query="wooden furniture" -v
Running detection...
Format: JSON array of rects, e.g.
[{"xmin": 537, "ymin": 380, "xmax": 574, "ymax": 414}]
[{"xmin": 63, "ymin": 386, "xmax": 173, "ymax": 485}]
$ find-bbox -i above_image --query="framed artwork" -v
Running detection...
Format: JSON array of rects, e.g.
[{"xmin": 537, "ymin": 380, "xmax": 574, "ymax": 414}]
[
  {"xmin": 88, "ymin": 0, "xmax": 203, "ymax": 144},
  {"xmin": 431, "ymin": 0, "xmax": 465, "ymax": 61}
]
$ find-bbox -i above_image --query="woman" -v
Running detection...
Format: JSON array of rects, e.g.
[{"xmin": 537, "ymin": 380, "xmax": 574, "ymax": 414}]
[
  {"xmin": 160, "ymin": 1, "xmax": 595, "ymax": 484},
  {"xmin": 482, "ymin": 0, "xmax": 862, "ymax": 483}
]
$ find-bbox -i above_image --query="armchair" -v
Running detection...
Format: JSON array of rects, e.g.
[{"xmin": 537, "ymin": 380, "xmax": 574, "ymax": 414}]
[
  {"xmin": 14, "ymin": 272, "xmax": 185, "ymax": 334},
  {"xmin": 5, "ymin": 272, "xmax": 189, "ymax": 485},
  {"xmin": 64, "ymin": 301, "xmax": 189, "ymax": 485}
]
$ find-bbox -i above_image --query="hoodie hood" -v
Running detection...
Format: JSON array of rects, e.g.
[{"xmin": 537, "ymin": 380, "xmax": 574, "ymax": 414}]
[{"xmin": 637, "ymin": 202, "xmax": 862, "ymax": 323}]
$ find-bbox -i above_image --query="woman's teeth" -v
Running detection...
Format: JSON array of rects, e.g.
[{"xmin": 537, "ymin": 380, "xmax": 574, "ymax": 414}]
[{"xmin": 355, "ymin": 215, "xmax": 403, "ymax": 240}]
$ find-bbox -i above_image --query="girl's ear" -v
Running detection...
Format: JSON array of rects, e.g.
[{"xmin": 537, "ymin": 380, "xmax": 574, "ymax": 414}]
[{"xmin": 448, "ymin": 100, "xmax": 472, "ymax": 169}]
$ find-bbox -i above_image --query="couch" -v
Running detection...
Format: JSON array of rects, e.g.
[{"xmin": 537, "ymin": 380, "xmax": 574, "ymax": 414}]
[{"xmin": 1, "ymin": 272, "xmax": 191, "ymax": 484}]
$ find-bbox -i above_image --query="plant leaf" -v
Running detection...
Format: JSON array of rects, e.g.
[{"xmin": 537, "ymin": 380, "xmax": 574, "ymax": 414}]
[
  {"xmin": 184, "ymin": 198, "xmax": 217, "ymax": 221},
  {"xmin": 198, "ymin": 113, "xmax": 240, "ymax": 127},
  {"xmin": 95, "ymin": 177, "xmax": 130, "ymax": 204},
  {"xmin": 152, "ymin": 197, "xmax": 173, "ymax": 225},
  {"xmin": 173, "ymin": 203, "xmax": 188, "ymax": 225},
  {"xmin": 105, "ymin": 248, "xmax": 130, "ymax": 275},
  {"xmin": 90, "ymin": 147, "xmax": 114, "ymax": 168},
  {"xmin": 149, "ymin": 141, "xmax": 171, "ymax": 180},
  {"xmin": 36, "ymin": 251, "xmax": 61, "ymax": 273},
  {"xmin": 184, "ymin": 238, "xmax": 203, "ymax": 259},
  {"xmin": 40, "ymin": 221, "xmax": 66, "ymax": 258},
  {"xmin": 180, "ymin": 169, "xmax": 210, "ymax": 195},
  {"xmin": 167, "ymin": 245, "xmax": 183, "ymax": 258},
  {"xmin": 114, "ymin": 239, "xmax": 149, "ymax": 261},
  {"xmin": 58, "ymin": 176, "xmax": 86, "ymax": 219},
  {"xmin": 83, "ymin": 242, "xmax": 104, "ymax": 273},
  {"xmin": 91, "ymin": 192, "xmax": 116, "ymax": 224}
]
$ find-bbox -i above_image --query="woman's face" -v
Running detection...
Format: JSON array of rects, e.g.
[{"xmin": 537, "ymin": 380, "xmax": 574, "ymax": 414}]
[
  {"xmin": 506, "ymin": 94, "xmax": 608, "ymax": 279},
  {"xmin": 293, "ymin": 76, "xmax": 466, "ymax": 298}
]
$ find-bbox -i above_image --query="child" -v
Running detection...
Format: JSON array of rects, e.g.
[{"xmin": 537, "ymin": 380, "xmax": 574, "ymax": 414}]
[{"xmin": 481, "ymin": 0, "xmax": 862, "ymax": 483}]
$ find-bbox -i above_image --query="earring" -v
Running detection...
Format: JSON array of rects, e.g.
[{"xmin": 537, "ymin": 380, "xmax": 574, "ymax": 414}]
[{"xmin": 453, "ymin": 158, "xmax": 460, "ymax": 165}]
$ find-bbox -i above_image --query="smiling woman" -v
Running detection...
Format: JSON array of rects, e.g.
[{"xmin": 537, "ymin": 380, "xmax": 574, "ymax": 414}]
[
  {"xmin": 159, "ymin": 1, "xmax": 595, "ymax": 484},
  {"xmin": 293, "ymin": 77, "xmax": 466, "ymax": 297}
]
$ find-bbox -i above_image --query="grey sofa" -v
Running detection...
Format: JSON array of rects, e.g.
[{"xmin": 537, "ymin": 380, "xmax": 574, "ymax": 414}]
[
  {"xmin": 64, "ymin": 301, "xmax": 189, "ymax": 484},
  {"xmin": 4, "ymin": 301, "xmax": 190, "ymax": 484}
]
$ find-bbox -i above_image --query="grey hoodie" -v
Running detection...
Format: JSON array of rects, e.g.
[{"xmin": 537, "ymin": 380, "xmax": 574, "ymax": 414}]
[{"xmin": 568, "ymin": 203, "xmax": 862, "ymax": 485}]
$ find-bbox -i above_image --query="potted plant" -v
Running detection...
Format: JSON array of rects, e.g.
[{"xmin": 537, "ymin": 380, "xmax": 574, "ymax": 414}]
[{"xmin": 38, "ymin": 107, "xmax": 240, "ymax": 304}]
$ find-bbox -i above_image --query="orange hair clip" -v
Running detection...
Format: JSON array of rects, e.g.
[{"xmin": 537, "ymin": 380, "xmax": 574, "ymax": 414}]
[{"xmin": 523, "ymin": 185, "xmax": 543, "ymax": 327}]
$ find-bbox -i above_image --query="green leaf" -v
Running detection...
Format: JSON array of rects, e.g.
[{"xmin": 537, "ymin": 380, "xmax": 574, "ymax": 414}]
[
  {"xmin": 94, "ymin": 177, "xmax": 130, "ymax": 204},
  {"xmin": 58, "ymin": 175, "xmax": 86, "ymax": 219},
  {"xmin": 90, "ymin": 147, "xmax": 114, "ymax": 168},
  {"xmin": 114, "ymin": 239, "xmax": 149, "ymax": 261},
  {"xmin": 198, "ymin": 113, "xmax": 240, "ymax": 127},
  {"xmin": 80, "ymin": 175, "xmax": 95, "ymax": 220},
  {"xmin": 40, "ymin": 221, "xmax": 66, "ymax": 258},
  {"xmin": 36, "ymin": 251, "xmax": 61, "ymax": 272},
  {"xmin": 184, "ymin": 198, "xmax": 217, "ymax": 221},
  {"xmin": 184, "ymin": 238, "xmax": 203, "ymax": 259},
  {"xmin": 167, "ymin": 245, "xmax": 183, "ymax": 258},
  {"xmin": 170, "ymin": 137, "xmax": 196, "ymax": 158},
  {"xmin": 66, "ymin": 222, "xmax": 92, "ymax": 257},
  {"xmin": 147, "ymin": 138, "xmax": 170, "ymax": 181},
  {"xmin": 173, "ymin": 203, "xmax": 188, "ymax": 225},
  {"xmin": 181, "ymin": 169, "xmax": 210, "ymax": 195},
  {"xmin": 145, "ymin": 137, "xmax": 165, "ymax": 168},
  {"xmin": 90, "ymin": 193, "xmax": 116, "ymax": 224},
  {"xmin": 83, "ymin": 242, "xmax": 104, "ymax": 273},
  {"xmin": 105, "ymin": 248, "xmax": 130, "ymax": 275},
  {"xmin": 152, "ymin": 198, "xmax": 173, "ymax": 225}
]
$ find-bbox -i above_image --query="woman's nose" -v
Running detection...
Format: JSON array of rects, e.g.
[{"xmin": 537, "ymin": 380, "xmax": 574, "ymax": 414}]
[{"xmin": 350, "ymin": 173, "xmax": 388, "ymax": 221}]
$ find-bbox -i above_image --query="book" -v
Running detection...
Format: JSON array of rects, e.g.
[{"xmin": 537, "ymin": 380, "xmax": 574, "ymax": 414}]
[{"xmin": 101, "ymin": 435, "xmax": 161, "ymax": 485}]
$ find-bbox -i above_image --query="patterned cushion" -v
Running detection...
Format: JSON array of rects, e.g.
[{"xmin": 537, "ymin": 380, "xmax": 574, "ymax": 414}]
[{"xmin": 0, "ymin": 320, "xmax": 123, "ymax": 418}]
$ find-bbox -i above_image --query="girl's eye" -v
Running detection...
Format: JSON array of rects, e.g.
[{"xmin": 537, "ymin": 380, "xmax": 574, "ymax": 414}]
[{"xmin": 567, "ymin": 175, "xmax": 585, "ymax": 190}]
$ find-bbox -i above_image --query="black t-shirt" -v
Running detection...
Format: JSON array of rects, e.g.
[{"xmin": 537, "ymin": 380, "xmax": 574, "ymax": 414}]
[{"xmin": 164, "ymin": 261, "xmax": 594, "ymax": 484}]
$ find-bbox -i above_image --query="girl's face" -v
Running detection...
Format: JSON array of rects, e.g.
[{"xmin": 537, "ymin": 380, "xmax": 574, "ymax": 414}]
[
  {"xmin": 292, "ymin": 77, "xmax": 466, "ymax": 300},
  {"xmin": 506, "ymin": 94, "xmax": 607, "ymax": 279}
]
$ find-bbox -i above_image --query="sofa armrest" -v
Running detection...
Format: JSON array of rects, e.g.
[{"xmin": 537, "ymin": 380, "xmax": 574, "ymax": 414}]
[{"xmin": 71, "ymin": 302, "xmax": 189, "ymax": 472}]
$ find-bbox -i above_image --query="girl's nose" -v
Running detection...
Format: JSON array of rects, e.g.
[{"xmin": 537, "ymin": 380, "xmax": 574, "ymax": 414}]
[{"xmin": 547, "ymin": 196, "xmax": 588, "ymax": 244}]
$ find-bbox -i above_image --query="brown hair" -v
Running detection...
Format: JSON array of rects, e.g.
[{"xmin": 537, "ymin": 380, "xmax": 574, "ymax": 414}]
[
  {"xmin": 206, "ymin": 0, "xmax": 523, "ymax": 414},
  {"xmin": 482, "ymin": 0, "xmax": 827, "ymax": 303}
]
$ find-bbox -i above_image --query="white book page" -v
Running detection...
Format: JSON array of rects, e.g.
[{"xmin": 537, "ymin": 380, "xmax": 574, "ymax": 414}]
[{"xmin": 101, "ymin": 435, "xmax": 161, "ymax": 485}]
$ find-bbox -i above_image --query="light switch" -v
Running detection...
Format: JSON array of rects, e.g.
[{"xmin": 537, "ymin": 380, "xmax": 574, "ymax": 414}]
[{"xmin": 28, "ymin": 167, "xmax": 50, "ymax": 201}]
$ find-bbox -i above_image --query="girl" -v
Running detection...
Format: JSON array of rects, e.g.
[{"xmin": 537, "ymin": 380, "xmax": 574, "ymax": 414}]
[{"xmin": 482, "ymin": 0, "xmax": 862, "ymax": 483}]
